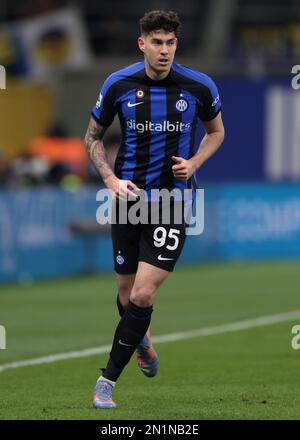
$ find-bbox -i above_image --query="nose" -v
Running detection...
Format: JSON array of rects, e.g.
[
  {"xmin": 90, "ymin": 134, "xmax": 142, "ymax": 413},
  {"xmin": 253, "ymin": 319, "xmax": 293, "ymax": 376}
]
[{"xmin": 160, "ymin": 44, "xmax": 169, "ymax": 55}]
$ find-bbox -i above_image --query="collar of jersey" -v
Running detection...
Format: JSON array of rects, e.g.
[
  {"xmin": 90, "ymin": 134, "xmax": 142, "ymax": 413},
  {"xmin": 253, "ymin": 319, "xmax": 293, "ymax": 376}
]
[{"xmin": 141, "ymin": 68, "xmax": 174, "ymax": 87}]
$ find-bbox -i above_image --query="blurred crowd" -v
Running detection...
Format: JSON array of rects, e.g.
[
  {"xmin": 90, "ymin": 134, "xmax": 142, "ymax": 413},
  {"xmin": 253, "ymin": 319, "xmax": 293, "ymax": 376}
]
[
  {"xmin": 1, "ymin": 0, "xmax": 298, "ymax": 191},
  {"xmin": 0, "ymin": 133, "xmax": 119, "ymax": 190}
]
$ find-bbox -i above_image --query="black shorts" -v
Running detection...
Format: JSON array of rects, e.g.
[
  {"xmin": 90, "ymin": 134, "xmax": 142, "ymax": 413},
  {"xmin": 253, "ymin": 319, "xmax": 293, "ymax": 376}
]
[{"xmin": 111, "ymin": 199, "xmax": 187, "ymax": 274}]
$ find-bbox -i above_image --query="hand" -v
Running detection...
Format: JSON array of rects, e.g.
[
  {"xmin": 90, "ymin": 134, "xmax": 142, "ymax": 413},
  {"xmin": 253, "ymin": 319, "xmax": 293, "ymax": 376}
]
[
  {"xmin": 172, "ymin": 156, "xmax": 196, "ymax": 181},
  {"xmin": 104, "ymin": 175, "xmax": 140, "ymax": 200}
]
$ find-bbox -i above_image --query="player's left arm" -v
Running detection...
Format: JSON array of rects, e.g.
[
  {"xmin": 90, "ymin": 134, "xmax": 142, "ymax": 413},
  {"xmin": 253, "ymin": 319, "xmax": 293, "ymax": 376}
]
[{"xmin": 172, "ymin": 112, "xmax": 225, "ymax": 181}]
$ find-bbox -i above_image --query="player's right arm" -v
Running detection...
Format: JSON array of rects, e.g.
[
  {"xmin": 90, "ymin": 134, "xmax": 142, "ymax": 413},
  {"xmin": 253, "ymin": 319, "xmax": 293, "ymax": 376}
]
[
  {"xmin": 85, "ymin": 117, "xmax": 114, "ymax": 183},
  {"xmin": 84, "ymin": 117, "xmax": 139, "ymax": 200}
]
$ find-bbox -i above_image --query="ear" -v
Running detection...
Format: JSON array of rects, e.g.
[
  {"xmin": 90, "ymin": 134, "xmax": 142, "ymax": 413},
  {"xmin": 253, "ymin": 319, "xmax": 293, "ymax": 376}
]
[{"xmin": 138, "ymin": 36, "xmax": 145, "ymax": 52}]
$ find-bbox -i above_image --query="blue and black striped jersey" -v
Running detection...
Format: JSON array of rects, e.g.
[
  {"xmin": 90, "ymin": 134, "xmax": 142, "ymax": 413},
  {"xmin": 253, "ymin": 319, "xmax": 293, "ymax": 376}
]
[{"xmin": 91, "ymin": 61, "xmax": 221, "ymax": 194}]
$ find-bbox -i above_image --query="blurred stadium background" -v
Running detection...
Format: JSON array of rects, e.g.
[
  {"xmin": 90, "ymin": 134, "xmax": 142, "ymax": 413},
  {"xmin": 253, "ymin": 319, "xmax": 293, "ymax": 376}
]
[{"xmin": 1, "ymin": 0, "xmax": 300, "ymax": 420}]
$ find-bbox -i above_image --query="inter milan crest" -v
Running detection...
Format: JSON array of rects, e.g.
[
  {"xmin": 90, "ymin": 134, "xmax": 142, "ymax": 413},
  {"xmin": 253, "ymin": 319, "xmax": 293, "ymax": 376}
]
[
  {"xmin": 116, "ymin": 251, "xmax": 124, "ymax": 265},
  {"xmin": 136, "ymin": 90, "xmax": 145, "ymax": 99},
  {"xmin": 175, "ymin": 98, "xmax": 188, "ymax": 112}
]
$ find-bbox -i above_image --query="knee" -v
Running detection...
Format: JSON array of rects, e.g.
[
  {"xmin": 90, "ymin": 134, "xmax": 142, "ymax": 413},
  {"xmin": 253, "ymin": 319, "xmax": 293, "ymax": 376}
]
[{"xmin": 130, "ymin": 285, "xmax": 156, "ymax": 307}]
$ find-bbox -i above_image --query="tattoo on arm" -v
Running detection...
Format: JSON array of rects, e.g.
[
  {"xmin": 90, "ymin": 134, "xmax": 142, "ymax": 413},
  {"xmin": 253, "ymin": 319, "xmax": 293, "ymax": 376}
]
[{"xmin": 84, "ymin": 118, "xmax": 114, "ymax": 182}]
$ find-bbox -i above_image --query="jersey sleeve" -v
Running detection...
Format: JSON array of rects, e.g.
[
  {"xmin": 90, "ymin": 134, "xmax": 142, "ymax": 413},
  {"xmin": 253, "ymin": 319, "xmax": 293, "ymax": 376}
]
[
  {"xmin": 91, "ymin": 76, "xmax": 117, "ymax": 127},
  {"xmin": 197, "ymin": 75, "xmax": 222, "ymax": 122}
]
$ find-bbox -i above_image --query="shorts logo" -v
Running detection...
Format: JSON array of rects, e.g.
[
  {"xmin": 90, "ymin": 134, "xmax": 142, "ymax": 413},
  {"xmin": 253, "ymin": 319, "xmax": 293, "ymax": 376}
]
[
  {"xmin": 175, "ymin": 99, "xmax": 188, "ymax": 112},
  {"xmin": 158, "ymin": 255, "xmax": 174, "ymax": 261},
  {"xmin": 116, "ymin": 253, "xmax": 124, "ymax": 265}
]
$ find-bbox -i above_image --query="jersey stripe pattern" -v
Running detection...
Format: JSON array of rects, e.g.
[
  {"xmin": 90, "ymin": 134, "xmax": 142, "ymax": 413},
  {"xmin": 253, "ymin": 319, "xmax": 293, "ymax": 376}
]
[{"xmin": 91, "ymin": 61, "xmax": 221, "ymax": 196}]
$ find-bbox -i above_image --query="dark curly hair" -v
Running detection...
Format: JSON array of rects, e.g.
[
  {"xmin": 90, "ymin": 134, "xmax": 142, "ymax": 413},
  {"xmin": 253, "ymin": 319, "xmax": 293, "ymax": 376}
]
[{"xmin": 139, "ymin": 10, "xmax": 182, "ymax": 37}]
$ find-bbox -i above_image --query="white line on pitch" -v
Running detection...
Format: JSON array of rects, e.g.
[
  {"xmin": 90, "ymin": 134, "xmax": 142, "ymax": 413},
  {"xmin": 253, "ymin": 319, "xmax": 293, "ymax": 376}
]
[{"xmin": 1, "ymin": 309, "xmax": 299, "ymax": 373}]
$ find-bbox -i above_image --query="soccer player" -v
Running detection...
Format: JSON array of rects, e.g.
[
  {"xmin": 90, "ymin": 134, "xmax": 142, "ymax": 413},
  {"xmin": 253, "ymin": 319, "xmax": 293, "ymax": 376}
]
[{"xmin": 84, "ymin": 10, "xmax": 224, "ymax": 409}]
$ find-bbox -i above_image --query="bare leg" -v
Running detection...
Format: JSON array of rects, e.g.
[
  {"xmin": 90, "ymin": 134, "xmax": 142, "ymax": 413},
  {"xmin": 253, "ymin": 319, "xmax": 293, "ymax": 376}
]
[
  {"xmin": 130, "ymin": 261, "xmax": 170, "ymax": 307},
  {"xmin": 116, "ymin": 273, "xmax": 136, "ymax": 308}
]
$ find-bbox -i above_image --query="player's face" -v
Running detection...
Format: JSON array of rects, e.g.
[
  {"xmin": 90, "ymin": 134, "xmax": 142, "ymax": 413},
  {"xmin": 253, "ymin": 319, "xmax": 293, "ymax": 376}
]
[{"xmin": 138, "ymin": 30, "xmax": 178, "ymax": 75}]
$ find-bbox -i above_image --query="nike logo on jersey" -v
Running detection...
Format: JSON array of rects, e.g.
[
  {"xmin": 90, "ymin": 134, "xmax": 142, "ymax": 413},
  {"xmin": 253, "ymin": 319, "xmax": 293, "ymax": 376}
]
[
  {"xmin": 127, "ymin": 101, "xmax": 144, "ymax": 107},
  {"xmin": 118, "ymin": 339, "xmax": 134, "ymax": 347},
  {"xmin": 158, "ymin": 255, "xmax": 174, "ymax": 261}
]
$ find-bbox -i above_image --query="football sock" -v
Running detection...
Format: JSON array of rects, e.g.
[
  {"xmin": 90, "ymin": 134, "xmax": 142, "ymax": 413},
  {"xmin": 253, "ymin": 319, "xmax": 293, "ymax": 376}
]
[
  {"xmin": 116, "ymin": 293, "xmax": 150, "ymax": 340},
  {"xmin": 102, "ymin": 300, "xmax": 153, "ymax": 382},
  {"xmin": 97, "ymin": 375, "xmax": 115, "ymax": 387},
  {"xmin": 116, "ymin": 294, "xmax": 126, "ymax": 317}
]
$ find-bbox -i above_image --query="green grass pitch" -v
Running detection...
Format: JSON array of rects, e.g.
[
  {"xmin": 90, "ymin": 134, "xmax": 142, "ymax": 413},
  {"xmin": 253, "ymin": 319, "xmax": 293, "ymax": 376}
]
[{"xmin": 0, "ymin": 261, "xmax": 300, "ymax": 419}]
